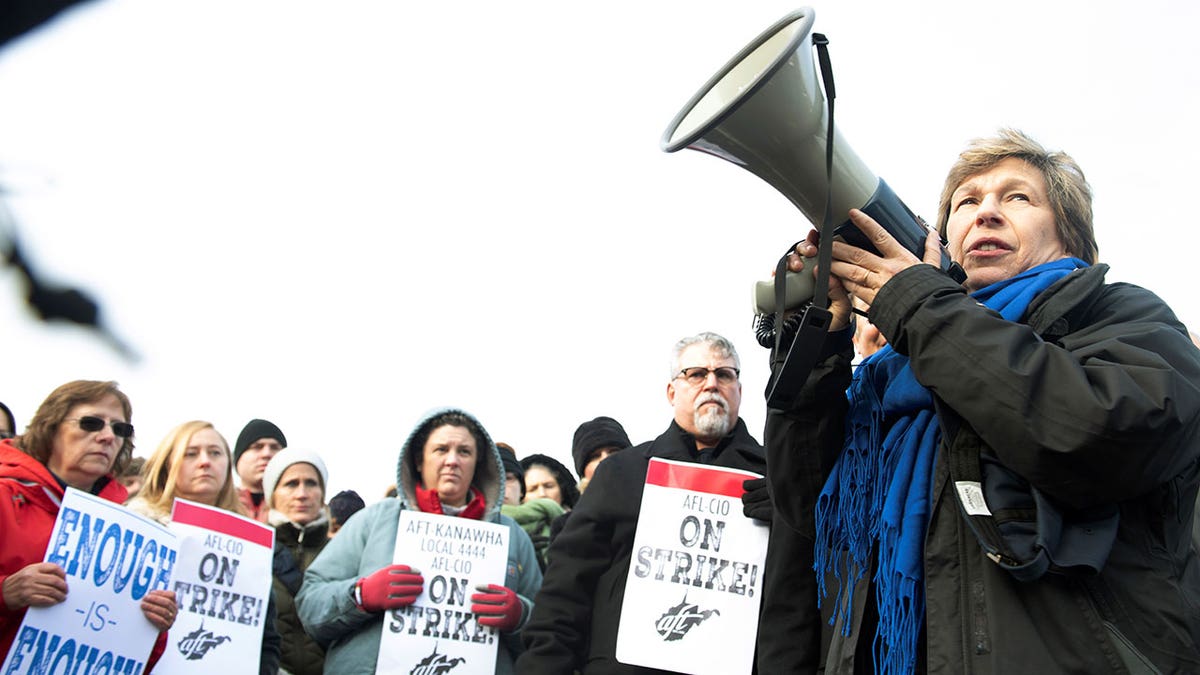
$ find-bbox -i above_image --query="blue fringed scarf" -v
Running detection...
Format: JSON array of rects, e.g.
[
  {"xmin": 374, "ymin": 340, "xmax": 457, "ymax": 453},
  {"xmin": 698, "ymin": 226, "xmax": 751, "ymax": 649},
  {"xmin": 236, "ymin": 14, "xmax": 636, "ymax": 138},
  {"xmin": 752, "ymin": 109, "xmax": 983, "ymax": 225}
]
[{"xmin": 814, "ymin": 257, "xmax": 1088, "ymax": 675}]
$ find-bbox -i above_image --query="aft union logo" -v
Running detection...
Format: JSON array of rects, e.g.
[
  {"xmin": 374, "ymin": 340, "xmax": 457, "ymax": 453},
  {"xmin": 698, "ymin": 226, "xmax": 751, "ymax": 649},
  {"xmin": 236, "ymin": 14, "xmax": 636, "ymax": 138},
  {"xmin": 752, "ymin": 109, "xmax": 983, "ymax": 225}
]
[
  {"xmin": 653, "ymin": 595, "xmax": 720, "ymax": 642},
  {"xmin": 409, "ymin": 645, "xmax": 466, "ymax": 675},
  {"xmin": 176, "ymin": 621, "xmax": 231, "ymax": 660}
]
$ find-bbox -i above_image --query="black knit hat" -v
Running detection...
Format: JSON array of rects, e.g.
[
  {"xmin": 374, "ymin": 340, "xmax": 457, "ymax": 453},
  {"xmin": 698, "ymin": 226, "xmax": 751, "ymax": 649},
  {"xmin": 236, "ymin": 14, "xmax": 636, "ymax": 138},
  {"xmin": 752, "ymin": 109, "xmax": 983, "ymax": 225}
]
[
  {"xmin": 328, "ymin": 490, "xmax": 366, "ymax": 526},
  {"xmin": 520, "ymin": 453, "xmax": 580, "ymax": 509},
  {"xmin": 571, "ymin": 416, "xmax": 632, "ymax": 478},
  {"xmin": 233, "ymin": 418, "xmax": 287, "ymax": 465},
  {"xmin": 496, "ymin": 442, "xmax": 525, "ymax": 499}
]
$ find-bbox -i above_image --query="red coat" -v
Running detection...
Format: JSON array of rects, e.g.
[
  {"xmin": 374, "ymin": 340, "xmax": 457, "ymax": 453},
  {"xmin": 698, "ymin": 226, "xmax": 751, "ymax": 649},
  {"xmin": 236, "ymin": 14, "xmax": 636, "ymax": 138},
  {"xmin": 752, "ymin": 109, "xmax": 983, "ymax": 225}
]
[
  {"xmin": 237, "ymin": 487, "xmax": 271, "ymax": 523},
  {"xmin": 0, "ymin": 439, "xmax": 167, "ymax": 668}
]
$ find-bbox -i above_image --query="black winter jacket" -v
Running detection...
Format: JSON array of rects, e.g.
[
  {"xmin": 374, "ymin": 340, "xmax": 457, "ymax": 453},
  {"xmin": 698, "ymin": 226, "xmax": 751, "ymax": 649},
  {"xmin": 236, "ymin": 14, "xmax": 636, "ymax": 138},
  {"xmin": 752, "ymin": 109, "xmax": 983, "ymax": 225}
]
[
  {"xmin": 518, "ymin": 420, "xmax": 768, "ymax": 674},
  {"xmin": 272, "ymin": 516, "xmax": 329, "ymax": 675},
  {"xmin": 768, "ymin": 264, "xmax": 1200, "ymax": 674}
]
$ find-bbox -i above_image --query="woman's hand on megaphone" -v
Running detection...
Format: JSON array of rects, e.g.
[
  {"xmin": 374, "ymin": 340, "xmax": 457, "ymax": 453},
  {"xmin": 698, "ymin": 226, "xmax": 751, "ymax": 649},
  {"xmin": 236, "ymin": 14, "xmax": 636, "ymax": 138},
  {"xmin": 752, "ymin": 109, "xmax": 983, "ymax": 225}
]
[
  {"xmin": 789, "ymin": 230, "xmax": 853, "ymax": 332},
  {"xmin": 830, "ymin": 209, "xmax": 944, "ymax": 307}
]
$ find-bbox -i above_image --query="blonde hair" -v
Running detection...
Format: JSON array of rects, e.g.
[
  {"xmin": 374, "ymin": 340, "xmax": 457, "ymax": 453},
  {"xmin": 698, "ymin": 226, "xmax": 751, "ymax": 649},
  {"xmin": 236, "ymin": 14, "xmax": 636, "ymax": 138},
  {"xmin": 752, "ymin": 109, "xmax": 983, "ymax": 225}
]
[
  {"xmin": 137, "ymin": 421, "xmax": 245, "ymax": 517},
  {"xmin": 936, "ymin": 128, "xmax": 1098, "ymax": 264}
]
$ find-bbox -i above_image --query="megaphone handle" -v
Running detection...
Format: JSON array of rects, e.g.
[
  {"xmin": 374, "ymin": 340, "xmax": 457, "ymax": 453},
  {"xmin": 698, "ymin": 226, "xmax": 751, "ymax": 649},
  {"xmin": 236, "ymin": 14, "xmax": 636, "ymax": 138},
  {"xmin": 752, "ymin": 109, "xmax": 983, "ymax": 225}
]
[
  {"xmin": 766, "ymin": 303, "xmax": 833, "ymax": 409},
  {"xmin": 772, "ymin": 242, "xmax": 804, "ymax": 353}
]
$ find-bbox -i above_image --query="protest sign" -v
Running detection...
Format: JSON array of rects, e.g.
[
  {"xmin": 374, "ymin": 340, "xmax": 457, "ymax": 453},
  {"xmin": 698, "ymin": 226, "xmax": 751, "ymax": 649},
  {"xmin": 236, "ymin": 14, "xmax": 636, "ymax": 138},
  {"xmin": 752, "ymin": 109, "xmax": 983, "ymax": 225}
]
[
  {"xmin": 1, "ymin": 487, "xmax": 177, "ymax": 675},
  {"xmin": 615, "ymin": 458, "xmax": 769, "ymax": 675},
  {"xmin": 376, "ymin": 510, "xmax": 508, "ymax": 675},
  {"xmin": 152, "ymin": 498, "xmax": 274, "ymax": 674}
]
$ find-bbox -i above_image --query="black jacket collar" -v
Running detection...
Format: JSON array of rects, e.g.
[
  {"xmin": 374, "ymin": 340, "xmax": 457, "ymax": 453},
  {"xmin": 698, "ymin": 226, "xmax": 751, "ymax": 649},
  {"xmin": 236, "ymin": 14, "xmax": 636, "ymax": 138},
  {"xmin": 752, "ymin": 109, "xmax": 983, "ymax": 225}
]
[{"xmin": 641, "ymin": 418, "xmax": 765, "ymax": 468}]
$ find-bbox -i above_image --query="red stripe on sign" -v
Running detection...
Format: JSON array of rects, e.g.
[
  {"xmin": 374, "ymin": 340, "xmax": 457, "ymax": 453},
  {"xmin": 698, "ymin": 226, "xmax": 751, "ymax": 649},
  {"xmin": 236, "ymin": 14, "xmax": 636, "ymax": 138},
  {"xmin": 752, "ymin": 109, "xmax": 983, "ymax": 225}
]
[
  {"xmin": 644, "ymin": 458, "xmax": 750, "ymax": 498},
  {"xmin": 172, "ymin": 500, "xmax": 274, "ymax": 549}
]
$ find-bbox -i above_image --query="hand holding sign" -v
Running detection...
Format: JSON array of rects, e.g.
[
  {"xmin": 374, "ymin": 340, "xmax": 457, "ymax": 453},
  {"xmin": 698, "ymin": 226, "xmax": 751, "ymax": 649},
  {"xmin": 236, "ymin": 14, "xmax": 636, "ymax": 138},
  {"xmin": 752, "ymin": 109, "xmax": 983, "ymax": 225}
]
[
  {"xmin": 471, "ymin": 584, "xmax": 521, "ymax": 632},
  {"xmin": 741, "ymin": 477, "xmax": 773, "ymax": 522},
  {"xmin": 357, "ymin": 564, "xmax": 424, "ymax": 612},
  {"xmin": 1, "ymin": 562, "xmax": 68, "ymax": 609},
  {"xmin": 139, "ymin": 589, "xmax": 177, "ymax": 632}
]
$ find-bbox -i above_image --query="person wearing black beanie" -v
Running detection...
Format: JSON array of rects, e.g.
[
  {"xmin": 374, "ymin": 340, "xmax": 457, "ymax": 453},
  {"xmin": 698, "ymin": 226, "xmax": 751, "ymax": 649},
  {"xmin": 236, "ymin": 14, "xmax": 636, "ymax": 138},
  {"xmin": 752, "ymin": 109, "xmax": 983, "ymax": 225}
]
[
  {"xmin": 498, "ymin": 443, "xmax": 562, "ymax": 572},
  {"xmin": 519, "ymin": 453, "xmax": 579, "ymax": 510},
  {"xmin": 233, "ymin": 418, "xmax": 287, "ymax": 523},
  {"xmin": 496, "ymin": 442, "xmax": 525, "ymax": 506},
  {"xmin": 570, "ymin": 416, "xmax": 632, "ymax": 481}
]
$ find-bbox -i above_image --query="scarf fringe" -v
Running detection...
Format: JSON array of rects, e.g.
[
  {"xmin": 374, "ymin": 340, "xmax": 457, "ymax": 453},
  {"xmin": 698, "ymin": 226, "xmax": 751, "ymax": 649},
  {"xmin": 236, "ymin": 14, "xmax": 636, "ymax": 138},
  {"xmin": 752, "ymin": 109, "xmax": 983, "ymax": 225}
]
[
  {"xmin": 814, "ymin": 258, "xmax": 1087, "ymax": 674},
  {"xmin": 872, "ymin": 582, "xmax": 921, "ymax": 675}
]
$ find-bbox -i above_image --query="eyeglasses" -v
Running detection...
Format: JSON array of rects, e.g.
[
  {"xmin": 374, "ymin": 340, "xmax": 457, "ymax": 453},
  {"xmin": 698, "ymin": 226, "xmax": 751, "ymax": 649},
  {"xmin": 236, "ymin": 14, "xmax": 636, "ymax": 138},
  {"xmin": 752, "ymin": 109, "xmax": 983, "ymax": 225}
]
[
  {"xmin": 67, "ymin": 416, "xmax": 134, "ymax": 438},
  {"xmin": 676, "ymin": 366, "xmax": 740, "ymax": 386}
]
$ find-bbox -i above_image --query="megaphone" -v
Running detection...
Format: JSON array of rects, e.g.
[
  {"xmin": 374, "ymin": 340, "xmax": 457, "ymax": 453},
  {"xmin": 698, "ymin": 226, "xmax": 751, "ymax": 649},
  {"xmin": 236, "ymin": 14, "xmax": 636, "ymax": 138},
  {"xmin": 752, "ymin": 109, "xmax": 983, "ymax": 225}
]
[{"xmin": 661, "ymin": 8, "xmax": 964, "ymax": 314}]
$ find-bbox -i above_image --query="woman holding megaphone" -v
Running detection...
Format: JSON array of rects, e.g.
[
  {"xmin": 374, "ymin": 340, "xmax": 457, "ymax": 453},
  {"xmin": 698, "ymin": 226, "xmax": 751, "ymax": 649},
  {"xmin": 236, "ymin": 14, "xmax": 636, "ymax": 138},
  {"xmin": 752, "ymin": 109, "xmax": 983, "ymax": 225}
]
[{"xmin": 765, "ymin": 129, "xmax": 1200, "ymax": 675}]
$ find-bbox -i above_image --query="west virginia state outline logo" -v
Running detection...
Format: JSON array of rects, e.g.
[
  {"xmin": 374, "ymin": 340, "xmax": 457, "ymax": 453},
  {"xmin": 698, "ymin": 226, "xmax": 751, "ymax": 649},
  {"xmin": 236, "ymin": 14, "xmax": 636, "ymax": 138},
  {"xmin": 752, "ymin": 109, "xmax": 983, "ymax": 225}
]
[
  {"xmin": 176, "ymin": 620, "xmax": 231, "ymax": 660},
  {"xmin": 653, "ymin": 594, "xmax": 720, "ymax": 642},
  {"xmin": 409, "ymin": 644, "xmax": 466, "ymax": 675}
]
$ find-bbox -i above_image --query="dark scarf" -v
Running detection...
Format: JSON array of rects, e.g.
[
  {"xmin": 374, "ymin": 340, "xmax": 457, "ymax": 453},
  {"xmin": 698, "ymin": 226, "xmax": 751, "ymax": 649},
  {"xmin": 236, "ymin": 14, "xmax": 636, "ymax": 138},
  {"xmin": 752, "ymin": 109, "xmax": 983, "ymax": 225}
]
[
  {"xmin": 415, "ymin": 484, "xmax": 487, "ymax": 520},
  {"xmin": 814, "ymin": 257, "xmax": 1087, "ymax": 675}
]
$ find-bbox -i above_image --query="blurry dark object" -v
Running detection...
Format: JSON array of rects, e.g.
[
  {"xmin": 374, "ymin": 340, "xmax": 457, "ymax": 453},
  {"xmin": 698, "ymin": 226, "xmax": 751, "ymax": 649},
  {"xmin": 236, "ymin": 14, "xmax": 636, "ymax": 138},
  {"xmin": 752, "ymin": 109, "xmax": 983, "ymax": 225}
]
[
  {"xmin": 3, "ymin": 0, "xmax": 136, "ymax": 362},
  {"xmin": 1, "ymin": 0, "xmax": 98, "ymax": 48},
  {"xmin": 2, "ymin": 218, "xmax": 138, "ymax": 361}
]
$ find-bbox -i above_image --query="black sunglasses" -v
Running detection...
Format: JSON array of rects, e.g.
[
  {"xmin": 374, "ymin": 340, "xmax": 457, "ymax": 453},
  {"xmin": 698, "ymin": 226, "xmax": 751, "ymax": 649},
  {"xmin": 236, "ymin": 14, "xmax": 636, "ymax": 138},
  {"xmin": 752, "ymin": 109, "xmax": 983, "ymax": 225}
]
[{"xmin": 68, "ymin": 416, "xmax": 134, "ymax": 438}]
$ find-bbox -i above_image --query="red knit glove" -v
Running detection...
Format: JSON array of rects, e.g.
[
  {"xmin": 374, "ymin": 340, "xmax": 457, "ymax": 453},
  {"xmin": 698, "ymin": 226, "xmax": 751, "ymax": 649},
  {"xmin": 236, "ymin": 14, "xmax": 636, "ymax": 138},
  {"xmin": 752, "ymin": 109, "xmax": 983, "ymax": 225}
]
[
  {"xmin": 356, "ymin": 565, "xmax": 424, "ymax": 612},
  {"xmin": 470, "ymin": 584, "xmax": 522, "ymax": 632}
]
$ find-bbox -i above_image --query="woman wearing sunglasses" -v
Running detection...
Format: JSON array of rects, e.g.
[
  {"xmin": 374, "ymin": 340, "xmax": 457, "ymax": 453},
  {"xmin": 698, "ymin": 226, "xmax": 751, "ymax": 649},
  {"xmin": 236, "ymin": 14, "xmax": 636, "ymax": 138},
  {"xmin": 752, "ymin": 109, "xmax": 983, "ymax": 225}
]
[
  {"xmin": 0, "ymin": 380, "xmax": 176, "ymax": 667},
  {"xmin": 126, "ymin": 420, "xmax": 281, "ymax": 674}
]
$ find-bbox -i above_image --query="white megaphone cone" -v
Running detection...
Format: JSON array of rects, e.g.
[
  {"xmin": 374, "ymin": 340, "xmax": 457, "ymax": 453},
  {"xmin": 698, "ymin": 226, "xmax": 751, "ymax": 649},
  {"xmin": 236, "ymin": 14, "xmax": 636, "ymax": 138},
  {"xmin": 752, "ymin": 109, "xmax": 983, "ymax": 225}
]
[{"xmin": 661, "ymin": 8, "xmax": 963, "ymax": 315}]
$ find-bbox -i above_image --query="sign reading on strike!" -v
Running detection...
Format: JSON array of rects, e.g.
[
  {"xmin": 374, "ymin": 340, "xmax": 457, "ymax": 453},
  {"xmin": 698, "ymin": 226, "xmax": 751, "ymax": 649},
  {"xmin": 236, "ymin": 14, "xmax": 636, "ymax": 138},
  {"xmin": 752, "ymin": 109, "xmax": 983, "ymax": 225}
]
[
  {"xmin": 150, "ymin": 498, "xmax": 274, "ymax": 674},
  {"xmin": 376, "ymin": 510, "xmax": 509, "ymax": 675},
  {"xmin": 615, "ymin": 458, "xmax": 768, "ymax": 675}
]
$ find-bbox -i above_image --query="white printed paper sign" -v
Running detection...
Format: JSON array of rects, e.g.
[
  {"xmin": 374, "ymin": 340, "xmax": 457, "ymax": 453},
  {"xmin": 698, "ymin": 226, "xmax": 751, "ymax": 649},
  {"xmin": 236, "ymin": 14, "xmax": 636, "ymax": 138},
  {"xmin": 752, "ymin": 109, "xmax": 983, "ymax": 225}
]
[
  {"xmin": 376, "ymin": 510, "xmax": 509, "ymax": 675},
  {"xmin": 1, "ymin": 487, "xmax": 177, "ymax": 675},
  {"xmin": 615, "ymin": 458, "xmax": 769, "ymax": 675},
  {"xmin": 153, "ymin": 498, "xmax": 275, "ymax": 674}
]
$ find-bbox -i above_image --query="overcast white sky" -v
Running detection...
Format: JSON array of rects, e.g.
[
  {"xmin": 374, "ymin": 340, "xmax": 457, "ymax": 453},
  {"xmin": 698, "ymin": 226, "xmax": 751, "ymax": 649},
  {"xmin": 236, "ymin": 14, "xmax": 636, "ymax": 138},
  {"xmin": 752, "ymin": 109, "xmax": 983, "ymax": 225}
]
[{"xmin": 2, "ymin": 0, "xmax": 1197, "ymax": 501}]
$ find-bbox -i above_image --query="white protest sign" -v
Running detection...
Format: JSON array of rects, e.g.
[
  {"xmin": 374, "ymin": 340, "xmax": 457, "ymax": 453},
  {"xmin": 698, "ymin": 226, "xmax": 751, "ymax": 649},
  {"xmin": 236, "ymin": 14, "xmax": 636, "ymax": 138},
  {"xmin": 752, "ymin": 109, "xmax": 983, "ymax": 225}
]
[
  {"xmin": 153, "ymin": 498, "xmax": 275, "ymax": 674},
  {"xmin": 1, "ymin": 487, "xmax": 177, "ymax": 675},
  {"xmin": 376, "ymin": 510, "xmax": 508, "ymax": 675},
  {"xmin": 615, "ymin": 458, "xmax": 769, "ymax": 675}
]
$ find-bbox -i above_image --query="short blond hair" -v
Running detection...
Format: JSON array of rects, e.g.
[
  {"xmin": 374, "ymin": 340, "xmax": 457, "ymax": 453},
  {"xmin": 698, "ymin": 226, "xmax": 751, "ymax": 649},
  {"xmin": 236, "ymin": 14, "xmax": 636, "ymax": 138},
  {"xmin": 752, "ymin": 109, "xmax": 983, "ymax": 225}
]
[{"xmin": 936, "ymin": 128, "xmax": 1098, "ymax": 264}]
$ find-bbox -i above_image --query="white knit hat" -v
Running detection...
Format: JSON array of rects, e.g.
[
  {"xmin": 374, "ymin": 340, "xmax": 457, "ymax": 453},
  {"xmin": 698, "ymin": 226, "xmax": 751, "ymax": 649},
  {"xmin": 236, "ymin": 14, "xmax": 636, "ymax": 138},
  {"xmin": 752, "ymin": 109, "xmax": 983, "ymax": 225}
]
[{"xmin": 262, "ymin": 447, "xmax": 329, "ymax": 507}]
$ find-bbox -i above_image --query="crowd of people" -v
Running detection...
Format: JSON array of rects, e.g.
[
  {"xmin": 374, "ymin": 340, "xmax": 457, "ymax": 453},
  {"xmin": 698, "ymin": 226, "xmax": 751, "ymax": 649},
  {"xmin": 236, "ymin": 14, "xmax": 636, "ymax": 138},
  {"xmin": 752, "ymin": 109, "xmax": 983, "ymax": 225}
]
[
  {"xmin": 3, "ymin": 128, "xmax": 1200, "ymax": 675},
  {"xmin": 0, "ymin": 382, "xmax": 649, "ymax": 674}
]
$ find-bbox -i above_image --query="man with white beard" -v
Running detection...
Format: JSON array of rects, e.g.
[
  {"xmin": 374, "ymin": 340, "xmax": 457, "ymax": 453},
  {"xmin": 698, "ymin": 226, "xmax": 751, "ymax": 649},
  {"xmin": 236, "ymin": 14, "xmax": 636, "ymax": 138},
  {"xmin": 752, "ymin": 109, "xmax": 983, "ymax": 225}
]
[{"xmin": 519, "ymin": 332, "xmax": 782, "ymax": 674}]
